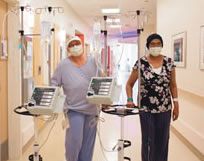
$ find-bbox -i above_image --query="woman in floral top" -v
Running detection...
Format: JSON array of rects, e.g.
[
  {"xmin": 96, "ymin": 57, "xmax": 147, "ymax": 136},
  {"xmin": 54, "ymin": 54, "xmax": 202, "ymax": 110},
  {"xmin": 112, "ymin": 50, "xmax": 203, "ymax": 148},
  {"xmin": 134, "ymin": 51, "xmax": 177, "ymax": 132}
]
[{"xmin": 126, "ymin": 33, "xmax": 179, "ymax": 161}]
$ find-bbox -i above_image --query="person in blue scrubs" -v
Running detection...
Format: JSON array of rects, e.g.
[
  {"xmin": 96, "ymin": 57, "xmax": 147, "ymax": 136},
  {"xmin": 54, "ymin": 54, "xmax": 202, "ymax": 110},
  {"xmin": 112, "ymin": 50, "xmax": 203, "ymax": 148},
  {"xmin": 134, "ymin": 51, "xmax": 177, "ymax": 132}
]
[{"xmin": 51, "ymin": 36, "xmax": 100, "ymax": 161}]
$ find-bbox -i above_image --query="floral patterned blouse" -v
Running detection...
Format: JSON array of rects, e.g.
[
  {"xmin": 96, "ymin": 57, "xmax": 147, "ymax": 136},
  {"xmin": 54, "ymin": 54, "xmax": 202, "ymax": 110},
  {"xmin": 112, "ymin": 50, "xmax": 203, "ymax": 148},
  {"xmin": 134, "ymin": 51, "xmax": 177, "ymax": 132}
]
[{"xmin": 133, "ymin": 55, "xmax": 175, "ymax": 113}]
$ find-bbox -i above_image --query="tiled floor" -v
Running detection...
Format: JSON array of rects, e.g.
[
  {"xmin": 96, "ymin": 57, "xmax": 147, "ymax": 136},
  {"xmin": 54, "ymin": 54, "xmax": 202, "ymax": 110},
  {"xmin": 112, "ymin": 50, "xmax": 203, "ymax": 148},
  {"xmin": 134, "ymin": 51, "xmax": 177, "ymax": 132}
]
[{"xmin": 8, "ymin": 72, "xmax": 202, "ymax": 161}]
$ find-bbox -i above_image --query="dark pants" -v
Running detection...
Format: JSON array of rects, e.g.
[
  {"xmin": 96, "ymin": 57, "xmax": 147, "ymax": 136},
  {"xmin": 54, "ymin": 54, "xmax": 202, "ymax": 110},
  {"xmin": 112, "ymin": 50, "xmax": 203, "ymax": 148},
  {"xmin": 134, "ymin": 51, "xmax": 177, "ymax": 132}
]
[{"xmin": 139, "ymin": 111, "xmax": 171, "ymax": 161}]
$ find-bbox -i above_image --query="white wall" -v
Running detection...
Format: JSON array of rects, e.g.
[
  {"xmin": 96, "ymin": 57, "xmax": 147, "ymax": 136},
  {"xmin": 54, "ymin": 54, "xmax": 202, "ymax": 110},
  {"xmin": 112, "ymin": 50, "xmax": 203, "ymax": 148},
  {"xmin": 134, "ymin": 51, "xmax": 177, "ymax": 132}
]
[
  {"xmin": 8, "ymin": 4, "xmax": 22, "ymax": 159},
  {"xmin": 157, "ymin": 0, "xmax": 204, "ymax": 155},
  {"xmin": 157, "ymin": 0, "xmax": 204, "ymax": 96}
]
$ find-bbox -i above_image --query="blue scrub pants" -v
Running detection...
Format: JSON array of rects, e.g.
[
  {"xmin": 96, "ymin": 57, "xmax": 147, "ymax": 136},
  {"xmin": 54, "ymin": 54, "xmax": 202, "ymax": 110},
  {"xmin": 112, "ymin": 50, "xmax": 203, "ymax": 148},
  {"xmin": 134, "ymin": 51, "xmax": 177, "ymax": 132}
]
[{"xmin": 65, "ymin": 110, "xmax": 97, "ymax": 161}]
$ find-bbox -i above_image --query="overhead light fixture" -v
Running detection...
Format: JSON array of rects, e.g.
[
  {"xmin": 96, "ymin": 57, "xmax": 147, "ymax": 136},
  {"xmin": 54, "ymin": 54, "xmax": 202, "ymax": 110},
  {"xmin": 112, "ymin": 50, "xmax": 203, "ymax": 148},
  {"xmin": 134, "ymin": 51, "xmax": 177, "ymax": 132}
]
[
  {"xmin": 107, "ymin": 18, "xmax": 120, "ymax": 23},
  {"xmin": 101, "ymin": 8, "xmax": 120, "ymax": 14},
  {"xmin": 109, "ymin": 25, "xmax": 121, "ymax": 28}
]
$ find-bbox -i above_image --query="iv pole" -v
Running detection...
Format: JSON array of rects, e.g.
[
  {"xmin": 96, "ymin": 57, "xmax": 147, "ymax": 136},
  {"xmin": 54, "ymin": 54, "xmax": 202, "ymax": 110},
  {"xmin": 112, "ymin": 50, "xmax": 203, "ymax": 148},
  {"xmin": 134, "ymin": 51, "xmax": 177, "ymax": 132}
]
[
  {"xmin": 101, "ymin": 15, "xmax": 108, "ymax": 75},
  {"xmin": 18, "ymin": 6, "xmax": 61, "ymax": 161},
  {"xmin": 19, "ymin": 6, "xmax": 41, "ymax": 161},
  {"xmin": 100, "ymin": 11, "xmax": 144, "ymax": 161},
  {"xmin": 19, "ymin": 5, "xmax": 61, "ymax": 104},
  {"xmin": 137, "ymin": 10, "xmax": 154, "ymax": 161},
  {"xmin": 19, "ymin": 6, "xmax": 25, "ymax": 106},
  {"xmin": 136, "ymin": 10, "xmax": 143, "ymax": 110},
  {"xmin": 117, "ymin": 10, "xmax": 144, "ymax": 161},
  {"xmin": 116, "ymin": 10, "xmax": 144, "ymax": 161}
]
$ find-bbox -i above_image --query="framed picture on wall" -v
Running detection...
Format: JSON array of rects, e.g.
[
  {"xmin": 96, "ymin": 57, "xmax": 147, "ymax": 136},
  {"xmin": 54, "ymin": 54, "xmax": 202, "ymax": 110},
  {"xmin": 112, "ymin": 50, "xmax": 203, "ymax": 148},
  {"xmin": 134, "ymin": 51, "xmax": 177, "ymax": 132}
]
[
  {"xmin": 200, "ymin": 25, "xmax": 204, "ymax": 70},
  {"xmin": 172, "ymin": 32, "xmax": 187, "ymax": 67}
]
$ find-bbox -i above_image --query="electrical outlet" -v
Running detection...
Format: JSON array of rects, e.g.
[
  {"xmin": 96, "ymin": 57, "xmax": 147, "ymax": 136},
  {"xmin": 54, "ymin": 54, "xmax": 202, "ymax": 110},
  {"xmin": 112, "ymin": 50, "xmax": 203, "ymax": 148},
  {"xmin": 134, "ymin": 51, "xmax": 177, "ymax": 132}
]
[{"xmin": 1, "ymin": 40, "xmax": 7, "ymax": 58}]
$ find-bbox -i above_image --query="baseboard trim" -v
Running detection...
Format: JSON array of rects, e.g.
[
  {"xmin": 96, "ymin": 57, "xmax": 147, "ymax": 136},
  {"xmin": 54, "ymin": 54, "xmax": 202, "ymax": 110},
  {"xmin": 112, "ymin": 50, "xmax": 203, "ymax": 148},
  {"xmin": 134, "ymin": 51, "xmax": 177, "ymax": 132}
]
[
  {"xmin": 0, "ymin": 140, "xmax": 8, "ymax": 161},
  {"xmin": 171, "ymin": 126, "xmax": 204, "ymax": 161}
]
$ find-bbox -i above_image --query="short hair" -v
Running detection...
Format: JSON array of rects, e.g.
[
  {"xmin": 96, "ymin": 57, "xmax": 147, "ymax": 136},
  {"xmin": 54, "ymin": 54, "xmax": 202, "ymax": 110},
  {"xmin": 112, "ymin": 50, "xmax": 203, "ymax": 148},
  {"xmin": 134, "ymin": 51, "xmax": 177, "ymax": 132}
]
[{"xmin": 146, "ymin": 33, "xmax": 163, "ymax": 49}]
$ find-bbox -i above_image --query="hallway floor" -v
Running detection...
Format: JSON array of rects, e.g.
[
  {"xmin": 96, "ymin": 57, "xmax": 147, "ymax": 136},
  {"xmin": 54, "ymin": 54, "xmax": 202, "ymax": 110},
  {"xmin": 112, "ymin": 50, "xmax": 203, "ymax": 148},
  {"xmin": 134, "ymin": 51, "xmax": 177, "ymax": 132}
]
[
  {"xmin": 8, "ymin": 112, "xmax": 201, "ymax": 161},
  {"xmin": 8, "ymin": 72, "xmax": 202, "ymax": 161}
]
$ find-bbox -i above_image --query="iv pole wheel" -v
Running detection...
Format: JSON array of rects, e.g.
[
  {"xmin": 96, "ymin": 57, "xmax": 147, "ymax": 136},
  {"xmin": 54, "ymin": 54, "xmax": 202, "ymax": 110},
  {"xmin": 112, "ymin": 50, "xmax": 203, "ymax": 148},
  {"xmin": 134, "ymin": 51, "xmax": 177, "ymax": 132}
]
[
  {"xmin": 124, "ymin": 156, "xmax": 131, "ymax": 161},
  {"xmin": 28, "ymin": 154, "xmax": 42, "ymax": 161}
]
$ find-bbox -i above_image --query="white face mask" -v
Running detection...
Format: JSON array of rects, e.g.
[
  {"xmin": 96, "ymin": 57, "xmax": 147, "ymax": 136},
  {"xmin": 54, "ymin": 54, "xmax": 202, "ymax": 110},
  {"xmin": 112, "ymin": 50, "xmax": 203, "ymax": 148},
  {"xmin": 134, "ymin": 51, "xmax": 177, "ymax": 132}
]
[
  {"xmin": 69, "ymin": 44, "xmax": 83, "ymax": 57},
  {"xmin": 149, "ymin": 47, "xmax": 162, "ymax": 57}
]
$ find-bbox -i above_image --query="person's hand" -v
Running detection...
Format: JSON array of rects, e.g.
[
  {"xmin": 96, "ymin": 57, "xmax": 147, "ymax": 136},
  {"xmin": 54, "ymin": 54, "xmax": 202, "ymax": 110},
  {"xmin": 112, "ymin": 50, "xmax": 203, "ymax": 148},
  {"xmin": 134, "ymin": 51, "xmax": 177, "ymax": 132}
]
[
  {"xmin": 126, "ymin": 101, "xmax": 135, "ymax": 108},
  {"xmin": 172, "ymin": 102, "xmax": 179, "ymax": 121}
]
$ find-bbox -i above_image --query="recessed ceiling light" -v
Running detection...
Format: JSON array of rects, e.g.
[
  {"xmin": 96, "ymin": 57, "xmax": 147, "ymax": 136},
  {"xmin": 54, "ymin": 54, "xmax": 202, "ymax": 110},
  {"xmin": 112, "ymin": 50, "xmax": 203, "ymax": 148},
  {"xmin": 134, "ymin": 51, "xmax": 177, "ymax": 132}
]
[{"xmin": 101, "ymin": 8, "xmax": 120, "ymax": 14}]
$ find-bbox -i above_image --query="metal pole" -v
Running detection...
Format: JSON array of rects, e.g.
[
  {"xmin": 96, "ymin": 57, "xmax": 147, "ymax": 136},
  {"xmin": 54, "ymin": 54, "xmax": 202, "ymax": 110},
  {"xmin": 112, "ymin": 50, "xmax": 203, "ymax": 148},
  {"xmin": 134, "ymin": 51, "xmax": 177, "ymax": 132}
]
[
  {"xmin": 120, "ymin": 116, "xmax": 124, "ymax": 140},
  {"xmin": 118, "ymin": 116, "xmax": 124, "ymax": 161},
  {"xmin": 104, "ymin": 16, "xmax": 108, "ymax": 75},
  {"xmin": 20, "ymin": 6, "xmax": 25, "ymax": 105},
  {"xmin": 137, "ymin": 10, "xmax": 150, "ymax": 161},
  {"xmin": 48, "ymin": 8, "xmax": 53, "ymax": 85},
  {"xmin": 33, "ymin": 116, "xmax": 39, "ymax": 161},
  {"xmin": 48, "ymin": 42, "xmax": 51, "ymax": 85},
  {"xmin": 136, "ymin": 10, "xmax": 142, "ymax": 109}
]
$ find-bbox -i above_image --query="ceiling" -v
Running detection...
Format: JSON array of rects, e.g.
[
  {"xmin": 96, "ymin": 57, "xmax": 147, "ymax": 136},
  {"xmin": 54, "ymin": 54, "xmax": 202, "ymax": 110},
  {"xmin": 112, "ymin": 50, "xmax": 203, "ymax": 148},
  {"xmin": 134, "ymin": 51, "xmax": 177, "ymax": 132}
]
[
  {"xmin": 65, "ymin": 0, "xmax": 156, "ymax": 41},
  {"xmin": 4, "ymin": 0, "xmax": 156, "ymax": 43}
]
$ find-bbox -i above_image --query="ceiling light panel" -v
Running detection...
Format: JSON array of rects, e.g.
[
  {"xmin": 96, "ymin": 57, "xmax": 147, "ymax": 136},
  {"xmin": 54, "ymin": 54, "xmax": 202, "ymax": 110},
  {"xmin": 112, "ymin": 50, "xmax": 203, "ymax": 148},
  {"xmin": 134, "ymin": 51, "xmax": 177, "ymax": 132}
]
[{"xmin": 101, "ymin": 8, "xmax": 120, "ymax": 14}]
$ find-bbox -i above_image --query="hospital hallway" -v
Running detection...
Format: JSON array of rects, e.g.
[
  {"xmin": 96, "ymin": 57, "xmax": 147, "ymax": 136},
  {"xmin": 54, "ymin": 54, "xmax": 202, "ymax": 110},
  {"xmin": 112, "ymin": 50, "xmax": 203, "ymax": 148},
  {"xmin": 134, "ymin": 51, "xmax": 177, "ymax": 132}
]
[
  {"xmin": 1, "ymin": 0, "xmax": 204, "ymax": 161},
  {"xmin": 7, "ymin": 72, "xmax": 202, "ymax": 161}
]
